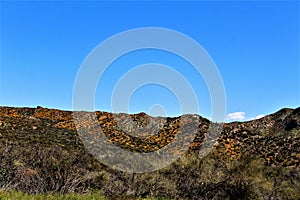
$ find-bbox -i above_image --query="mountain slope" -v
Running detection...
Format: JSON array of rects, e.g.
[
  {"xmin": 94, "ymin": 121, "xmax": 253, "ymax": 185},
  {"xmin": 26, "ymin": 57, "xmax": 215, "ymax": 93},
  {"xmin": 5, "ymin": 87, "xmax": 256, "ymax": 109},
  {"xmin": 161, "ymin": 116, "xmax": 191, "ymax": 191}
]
[
  {"xmin": 0, "ymin": 106, "xmax": 299, "ymax": 199},
  {"xmin": 0, "ymin": 106, "xmax": 299, "ymax": 166}
]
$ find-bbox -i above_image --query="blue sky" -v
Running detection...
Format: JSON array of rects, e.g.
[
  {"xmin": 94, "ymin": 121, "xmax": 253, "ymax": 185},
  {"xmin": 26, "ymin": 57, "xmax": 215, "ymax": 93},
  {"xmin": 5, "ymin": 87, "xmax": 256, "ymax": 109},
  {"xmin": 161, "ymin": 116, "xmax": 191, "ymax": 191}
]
[{"xmin": 0, "ymin": 1, "xmax": 299, "ymax": 121}]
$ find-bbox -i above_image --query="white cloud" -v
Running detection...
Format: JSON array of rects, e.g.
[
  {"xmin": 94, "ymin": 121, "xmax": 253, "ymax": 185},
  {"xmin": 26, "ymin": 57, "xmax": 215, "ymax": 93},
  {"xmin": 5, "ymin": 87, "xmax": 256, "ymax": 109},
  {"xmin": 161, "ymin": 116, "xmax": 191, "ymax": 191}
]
[
  {"xmin": 226, "ymin": 112, "xmax": 246, "ymax": 121},
  {"xmin": 225, "ymin": 112, "xmax": 266, "ymax": 122},
  {"xmin": 255, "ymin": 114, "xmax": 265, "ymax": 119}
]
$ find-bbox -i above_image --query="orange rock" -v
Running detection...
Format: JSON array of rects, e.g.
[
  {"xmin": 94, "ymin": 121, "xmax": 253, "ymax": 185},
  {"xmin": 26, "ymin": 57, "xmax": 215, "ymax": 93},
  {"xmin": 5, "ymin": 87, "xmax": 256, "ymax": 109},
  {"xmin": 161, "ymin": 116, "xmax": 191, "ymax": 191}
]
[{"xmin": 99, "ymin": 115, "xmax": 107, "ymax": 121}]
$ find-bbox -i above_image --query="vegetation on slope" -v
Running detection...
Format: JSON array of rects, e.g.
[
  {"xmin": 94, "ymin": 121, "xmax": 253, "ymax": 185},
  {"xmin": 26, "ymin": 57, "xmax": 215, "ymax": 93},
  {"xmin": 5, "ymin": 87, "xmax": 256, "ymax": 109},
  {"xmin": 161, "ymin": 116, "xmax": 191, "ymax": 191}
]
[{"xmin": 0, "ymin": 106, "xmax": 299, "ymax": 199}]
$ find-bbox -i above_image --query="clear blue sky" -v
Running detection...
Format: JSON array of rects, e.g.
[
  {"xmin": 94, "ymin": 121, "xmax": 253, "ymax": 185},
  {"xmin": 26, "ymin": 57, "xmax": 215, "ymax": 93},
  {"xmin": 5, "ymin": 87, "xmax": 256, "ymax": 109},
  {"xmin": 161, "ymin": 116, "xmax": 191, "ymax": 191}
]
[{"xmin": 1, "ymin": 1, "xmax": 299, "ymax": 120}]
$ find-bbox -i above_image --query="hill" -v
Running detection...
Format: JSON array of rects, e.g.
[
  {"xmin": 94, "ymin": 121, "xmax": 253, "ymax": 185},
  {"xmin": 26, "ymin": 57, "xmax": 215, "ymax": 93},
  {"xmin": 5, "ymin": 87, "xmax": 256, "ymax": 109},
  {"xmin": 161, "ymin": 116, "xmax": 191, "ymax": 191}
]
[{"xmin": 0, "ymin": 106, "xmax": 299, "ymax": 199}]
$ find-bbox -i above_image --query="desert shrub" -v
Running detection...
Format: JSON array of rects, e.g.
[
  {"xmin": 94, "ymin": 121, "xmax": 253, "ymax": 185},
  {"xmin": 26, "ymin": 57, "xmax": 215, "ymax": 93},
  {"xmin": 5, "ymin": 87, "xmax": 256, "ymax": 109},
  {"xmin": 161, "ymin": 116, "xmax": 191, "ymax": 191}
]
[
  {"xmin": 95, "ymin": 169, "xmax": 175, "ymax": 199},
  {"xmin": 263, "ymin": 166, "xmax": 300, "ymax": 200},
  {"xmin": 129, "ymin": 172, "xmax": 177, "ymax": 199},
  {"xmin": 164, "ymin": 151, "xmax": 259, "ymax": 200},
  {"xmin": 0, "ymin": 143, "xmax": 106, "ymax": 194},
  {"xmin": 0, "ymin": 144, "xmax": 14, "ymax": 188},
  {"xmin": 1, "ymin": 142, "xmax": 298, "ymax": 199}
]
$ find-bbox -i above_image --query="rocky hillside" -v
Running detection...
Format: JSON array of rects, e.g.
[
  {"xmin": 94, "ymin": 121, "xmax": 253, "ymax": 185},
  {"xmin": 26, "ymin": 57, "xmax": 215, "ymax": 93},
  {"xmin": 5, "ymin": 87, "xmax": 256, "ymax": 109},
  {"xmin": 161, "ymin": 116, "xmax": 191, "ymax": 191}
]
[
  {"xmin": 0, "ymin": 106, "xmax": 299, "ymax": 199},
  {"xmin": 0, "ymin": 106, "xmax": 299, "ymax": 166}
]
